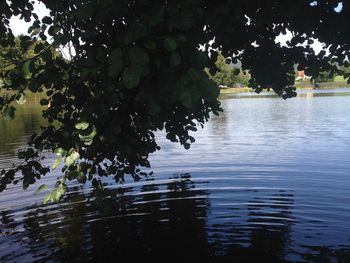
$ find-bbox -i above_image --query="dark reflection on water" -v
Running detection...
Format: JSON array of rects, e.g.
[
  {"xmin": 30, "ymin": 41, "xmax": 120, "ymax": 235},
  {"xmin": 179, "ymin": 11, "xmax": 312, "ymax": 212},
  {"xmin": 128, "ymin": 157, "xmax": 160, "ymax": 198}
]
[
  {"xmin": 1, "ymin": 89, "xmax": 350, "ymax": 262},
  {"xmin": 1, "ymin": 175, "xmax": 211, "ymax": 262},
  {"xmin": 0, "ymin": 105, "xmax": 44, "ymax": 156},
  {"xmin": 2, "ymin": 175, "xmax": 349, "ymax": 262},
  {"xmin": 0, "ymin": 175, "xmax": 289, "ymax": 262},
  {"xmin": 207, "ymin": 189, "xmax": 295, "ymax": 263}
]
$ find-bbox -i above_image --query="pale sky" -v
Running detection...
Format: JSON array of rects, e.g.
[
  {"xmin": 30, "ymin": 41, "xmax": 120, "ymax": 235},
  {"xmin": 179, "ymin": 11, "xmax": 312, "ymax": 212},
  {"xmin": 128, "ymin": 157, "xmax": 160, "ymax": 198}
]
[
  {"xmin": 275, "ymin": 30, "xmax": 325, "ymax": 54},
  {"xmin": 9, "ymin": 0, "xmax": 49, "ymax": 36}
]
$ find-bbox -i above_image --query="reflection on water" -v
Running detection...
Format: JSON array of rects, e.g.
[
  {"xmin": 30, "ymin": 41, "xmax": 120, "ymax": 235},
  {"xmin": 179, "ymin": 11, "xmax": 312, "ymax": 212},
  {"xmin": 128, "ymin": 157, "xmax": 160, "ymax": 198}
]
[
  {"xmin": 0, "ymin": 105, "xmax": 45, "ymax": 169},
  {"xmin": 0, "ymin": 175, "xmax": 295, "ymax": 262},
  {"xmin": 1, "ymin": 89, "xmax": 350, "ymax": 262},
  {"xmin": 1, "ymin": 175, "xmax": 211, "ymax": 262}
]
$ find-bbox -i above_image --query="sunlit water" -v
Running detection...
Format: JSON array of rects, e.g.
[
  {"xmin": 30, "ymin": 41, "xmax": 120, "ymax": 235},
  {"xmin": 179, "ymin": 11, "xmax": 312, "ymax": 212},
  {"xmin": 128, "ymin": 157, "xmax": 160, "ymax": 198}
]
[{"xmin": 1, "ymin": 89, "xmax": 350, "ymax": 262}]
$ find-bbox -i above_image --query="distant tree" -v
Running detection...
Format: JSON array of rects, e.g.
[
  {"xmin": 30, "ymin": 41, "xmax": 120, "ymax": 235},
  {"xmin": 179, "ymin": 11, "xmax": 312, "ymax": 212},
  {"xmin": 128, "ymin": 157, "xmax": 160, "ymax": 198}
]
[
  {"xmin": 207, "ymin": 53, "xmax": 250, "ymax": 87},
  {"xmin": 1, "ymin": 1, "xmax": 350, "ymax": 202},
  {"xmin": 234, "ymin": 69, "xmax": 251, "ymax": 87},
  {"xmin": 207, "ymin": 52, "xmax": 235, "ymax": 86},
  {"xmin": 0, "ymin": 35, "xmax": 52, "ymax": 91},
  {"xmin": 313, "ymin": 71, "xmax": 335, "ymax": 83}
]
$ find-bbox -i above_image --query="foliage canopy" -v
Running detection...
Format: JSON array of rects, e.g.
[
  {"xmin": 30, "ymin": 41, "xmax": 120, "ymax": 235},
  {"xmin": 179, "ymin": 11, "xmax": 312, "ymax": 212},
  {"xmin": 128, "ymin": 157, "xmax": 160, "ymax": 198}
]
[{"xmin": 1, "ymin": 0, "xmax": 349, "ymax": 202}]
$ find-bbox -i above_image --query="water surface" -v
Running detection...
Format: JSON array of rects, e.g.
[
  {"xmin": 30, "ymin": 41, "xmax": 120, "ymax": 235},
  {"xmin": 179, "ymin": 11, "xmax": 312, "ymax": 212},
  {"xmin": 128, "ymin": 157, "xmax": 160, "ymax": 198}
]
[{"xmin": 1, "ymin": 89, "xmax": 350, "ymax": 262}]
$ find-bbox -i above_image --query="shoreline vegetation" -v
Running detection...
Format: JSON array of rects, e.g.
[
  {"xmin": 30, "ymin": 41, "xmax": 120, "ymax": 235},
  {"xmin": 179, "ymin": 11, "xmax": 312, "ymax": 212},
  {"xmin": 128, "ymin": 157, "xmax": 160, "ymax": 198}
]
[
  {"xmin": 220, "ymin": 79, "xmax": 350, "ymax": 94},
  {"xmin": 1, "ymin": 85, "xmax": 349, "ymax": 100}
]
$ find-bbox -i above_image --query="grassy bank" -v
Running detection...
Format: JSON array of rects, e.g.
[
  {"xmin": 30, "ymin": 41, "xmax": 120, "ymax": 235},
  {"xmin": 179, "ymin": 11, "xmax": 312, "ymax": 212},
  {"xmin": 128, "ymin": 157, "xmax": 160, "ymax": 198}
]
[
  {"xmin": 294, "ymin": 76, "xmax": 349, "ymax": 89},
  {"xmin": 220, "ymin": 87, "xmax": 254, "ymax": 94},
  {"xmin": 295, "ymin": 81, "xmax": 349, "ymax": 89}
]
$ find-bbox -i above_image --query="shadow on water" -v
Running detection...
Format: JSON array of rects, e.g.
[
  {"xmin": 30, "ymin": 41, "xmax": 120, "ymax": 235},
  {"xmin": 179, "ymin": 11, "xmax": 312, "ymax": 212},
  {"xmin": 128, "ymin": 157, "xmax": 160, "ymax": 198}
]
[
  {"xmin": 1, "ymin": 174, "xmax": 349, "ymax": 262},
  {"xmin": 205, "ymin": 189, "xmax": 294, "ymax": 263},
  {"xmin": 1, "ymin": 174, "xmax": 210, "ymax": 262}
]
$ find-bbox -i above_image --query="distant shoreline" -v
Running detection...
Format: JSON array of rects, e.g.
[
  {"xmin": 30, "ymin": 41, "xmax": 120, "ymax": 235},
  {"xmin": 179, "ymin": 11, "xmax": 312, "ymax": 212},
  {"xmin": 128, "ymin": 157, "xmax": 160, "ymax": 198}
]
[{"xmin": 220, "ymin": 82, "xmax": 350, "ymax": 94}]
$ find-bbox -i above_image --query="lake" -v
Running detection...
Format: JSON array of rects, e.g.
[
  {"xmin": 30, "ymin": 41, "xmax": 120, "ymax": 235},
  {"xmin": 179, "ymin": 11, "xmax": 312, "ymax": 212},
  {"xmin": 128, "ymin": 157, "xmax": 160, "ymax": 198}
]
[{"xmin": 1, "ymin": 89, "xmax": 350, "ymax": 262}]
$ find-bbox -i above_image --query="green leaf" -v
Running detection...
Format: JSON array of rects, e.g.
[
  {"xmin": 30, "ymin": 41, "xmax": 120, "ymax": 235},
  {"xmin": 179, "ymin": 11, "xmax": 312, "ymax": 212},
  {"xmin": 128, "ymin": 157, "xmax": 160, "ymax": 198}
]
[
  {"xmin": 233, "ymin": 68, "xmax": 240, "ymax": 75},
  {"xmin": 50, "ymin": 189, "xmax": 59, "ymax": 202},
  {"xmin": 48, "ymin": 28, "xmax": 58, "ymax": 39},
  {"xmin": 62, "ymin": 70, "xmax": 69, "ymax": 80},
  {"xmin": 96, "ymin": 48, "xmax": 108, "ymax": 62},
  {"xmin": 83, "ymin": 139, "xmax": 93, "ymax": 146},
  {"xmin": 129, "ymin": 47, "xmax": 149, "ymax": 65},
  {"xmin": 34, "ymin": 184, "xmax": 48, "ymax": 195},
  {"xmin": 175, "ymin": 33, "xmax": 187, "ymax": 43},
  {"xmin": 108, "ymin": 48, "xmax": 123, "ymax": 77},
  {"xmin": 22, "ymin": 61, "xmax": 32, "ymax": 80},
  {"xmin": 19, "ymin": 35, "xmax": 33, "ymax": 50},
  {"xmin": 65, "ymin": 156, "xmax": 74, "ymax": 167},
  {"xmin": 40, "ymin": 98, "xmax": 49, "ymax": 106},
  {"xmin": 52, "ymin": 93, "xmax": 65, "ymax": 105},
  {"xmin": 123, "ymin": 23, "xmax": 147, "ymax": 44},
  {"xmin": 76, "ymin": 171, "xmax": 87, "ymax": 184},
  {"xmin": 147, "ymin": 100, "xmax": 161, "ymax": 115},
  {"xmin": 79, "ymin": 126, "xmax": 97, "ymax": 144},
  {"xmin": 65, "ymin": 151, "xmax": 80, "ymax": 167},
  {"xmin": 43, "ymin": 192, "xmax": 51, "ymax": 204},
  {"xmin": 76, "ymin": 5, "xmax": 94, "ymax": 19},
  {"xmin": 42, "ymin": 16, "xmax": 53, "ymax": 24},
  {"xmin": 122, "ymin": 70, "xmax": 140, "ymax": 89},
  {"xmin": 170, "ymin": 11, "xmax": 194, "ymax": 30},
  {"xmin": 18, "ymin": 150, "xmax": 26, "ymax": 159},
  {"xmin": 56, "ymin": 184, "xmax": 67, "ymax": 198},
  {"xmin": 3, "ymin": 78, "xmax": 12, "ymax": 86},
  {"xmin": 202, "ymin": 80, "xmax": 220, "ymax": 100},
  {"xmin": 71, "ymin": 151, "xmax": 80, "ymax": 161},
  {"xmin": 191, "ymin": 51, "xmax": 207, "ymax": 69},
  {"xmin": 112, "ymin": 125, "xmax": 121, "ymax": 135},
  {"xmin": 75, "ymin": 121, "xmax": 90, "ymax": 130},
  {"xmin": 30, "ymin": 27, "xmax": 41, "ymax": 36},
  {"xmin": 170, "ymin": 52, "xmax": 181, "ymax": 67},
  {"xmin": 42, "ymin": 184, "xmax": 67, "ymax": 204},
  {"xmin": 3, "ymin": 106, "xmax": 16, "ymax": 120},
  {"xmin": 54, "ymin": 148, "xmax": 67, "ymax": 157},
  {"xmin": 51, "ymin": 158, "xmax": 62, "ymax": 170},
  {"xmin": 182, "ymin": 94, "xmax": 193, "ymax": 108},
  {"xmin": 143, "ymin": 39, "xmax": 156, "ymax": 49},
  {"xmin": 149, "ymin": 7, "xmax": 164, "ymax": 26},
  {"xmin": 101, "ymin": 0, "xmax": 113, "ymax": 8},
  {"xmin": 164, "ymin": 37, "xmax": 177, "ymax": 51}
]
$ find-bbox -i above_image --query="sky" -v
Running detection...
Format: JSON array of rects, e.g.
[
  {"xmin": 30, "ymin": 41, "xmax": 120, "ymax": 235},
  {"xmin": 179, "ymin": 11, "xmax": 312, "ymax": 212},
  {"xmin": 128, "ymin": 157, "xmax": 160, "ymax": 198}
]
[
  {"xmin": 9, "ymin": 0, "xmax": 49, "ymax": 36},
  {"xmin": 275, "ymin": 31, "xmax": 324, "ymax": 54}
]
